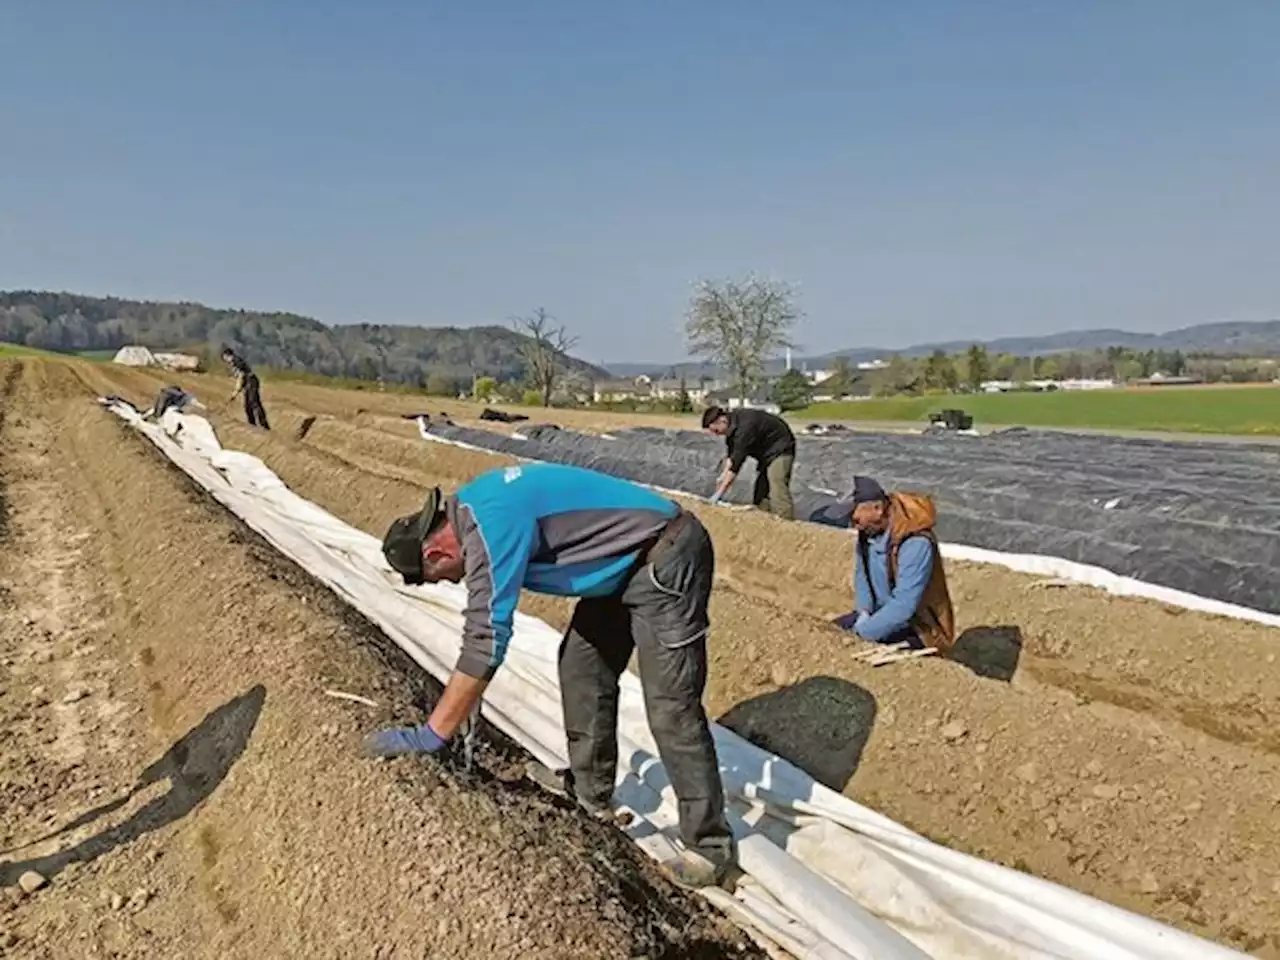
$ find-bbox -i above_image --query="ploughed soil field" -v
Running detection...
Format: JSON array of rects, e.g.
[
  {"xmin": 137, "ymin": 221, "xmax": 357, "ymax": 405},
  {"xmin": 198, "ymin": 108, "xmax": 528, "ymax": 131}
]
[
  {"xmin": 5, "ymin": 357, "xmax": 1280, "ymax": 957},
  {"xmin": 0, "ymin": 359, "xmax": 757, "ymax": 959}
]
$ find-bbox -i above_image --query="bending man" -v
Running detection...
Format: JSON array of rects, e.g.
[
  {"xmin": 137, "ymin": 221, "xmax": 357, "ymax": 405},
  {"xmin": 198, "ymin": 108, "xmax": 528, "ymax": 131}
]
[
  {"xmin": 221, "ymin": 346, "xmax": 270, "ymax": 430},
  {"xmin": 368, "ymin": 462, "xmax": 735, "ymax": 889},
  {"xmin": 701, "ymin": 405, "xmax": 796, "ymax": 520},
  {"xmin": 826, "ymin": 476, "xmax": 956, "ymax": 652}
]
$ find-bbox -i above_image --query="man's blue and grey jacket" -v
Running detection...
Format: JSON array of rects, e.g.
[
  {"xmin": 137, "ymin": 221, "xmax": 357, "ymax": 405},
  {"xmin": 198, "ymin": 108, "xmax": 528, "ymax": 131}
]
[{"xmin": 447, "ymin": 463, "xmax": 678, "ymax": 679}]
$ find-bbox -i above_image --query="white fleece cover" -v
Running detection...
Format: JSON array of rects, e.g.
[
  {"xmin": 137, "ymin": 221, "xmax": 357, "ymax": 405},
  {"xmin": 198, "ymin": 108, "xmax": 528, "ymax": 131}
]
[{"xmin": 103, "ymin": 400, "xmax": 1248, "ymax": 960}]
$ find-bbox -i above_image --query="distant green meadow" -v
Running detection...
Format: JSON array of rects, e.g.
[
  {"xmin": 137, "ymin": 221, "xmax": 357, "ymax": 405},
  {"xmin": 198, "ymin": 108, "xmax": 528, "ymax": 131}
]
[
  {"xmin": 0, "ymin": 343, "xmax": 115, "ymax": 360},
  {"xmin": 802, "ymin": 385, "xmax": 1280, "ymax": 436},
  {"xmin": 0, "ymin": 342, "xmax": 58, "ymax": 357}
]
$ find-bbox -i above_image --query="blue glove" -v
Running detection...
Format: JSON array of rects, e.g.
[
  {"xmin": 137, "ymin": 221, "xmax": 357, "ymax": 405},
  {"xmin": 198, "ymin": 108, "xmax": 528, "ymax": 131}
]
[
  {"xmin": 362, "ymin": 722, "xmax": 448, "ymax": 758},
  {"xmin": 709, "ymin": 491, "xmax": 724, "ymax": 505}
]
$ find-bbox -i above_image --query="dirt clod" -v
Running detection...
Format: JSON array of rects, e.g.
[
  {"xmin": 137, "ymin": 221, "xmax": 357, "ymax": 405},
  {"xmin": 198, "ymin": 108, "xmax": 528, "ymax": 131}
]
[{"xmin": 17, "ymin": 872, "xmax": 47, "ymax": 895}]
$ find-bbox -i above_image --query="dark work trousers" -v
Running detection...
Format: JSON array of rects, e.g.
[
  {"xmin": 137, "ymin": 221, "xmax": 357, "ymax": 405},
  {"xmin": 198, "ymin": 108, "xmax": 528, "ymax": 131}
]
[
  {"xmin": 558, "ymin": 513, "xmax": 734, "ymax": 865},
  {"xmin": 243, "ymin": 374, "xmax": 270, "ymax": 430},
  {"xmin": 751, "ymin": 453, "xmax": 795, "ymax": 520}
]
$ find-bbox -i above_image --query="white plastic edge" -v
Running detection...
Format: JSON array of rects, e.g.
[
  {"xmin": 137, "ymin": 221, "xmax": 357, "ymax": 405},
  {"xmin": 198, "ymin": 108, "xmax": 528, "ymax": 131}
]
[{"xmin": 104, "ymin": 401, "xmax": 1250, "ymax": 960}]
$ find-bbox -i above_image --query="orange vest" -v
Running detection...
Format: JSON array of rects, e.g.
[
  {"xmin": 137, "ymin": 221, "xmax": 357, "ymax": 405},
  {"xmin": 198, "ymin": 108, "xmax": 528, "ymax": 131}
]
[{"xmin": 864, "ymin": 492, "xmax": 957, "ymax": 653}]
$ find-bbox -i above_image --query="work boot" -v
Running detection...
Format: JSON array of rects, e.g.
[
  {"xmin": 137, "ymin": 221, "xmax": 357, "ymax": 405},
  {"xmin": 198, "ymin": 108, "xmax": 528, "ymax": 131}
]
[
  {"xmin": 525, "ymin": 761, "xmax": 632, "ymax": 826},
  {"xmin": 660, "ymin": 846, "xmax": 736, "ymax": 891}
]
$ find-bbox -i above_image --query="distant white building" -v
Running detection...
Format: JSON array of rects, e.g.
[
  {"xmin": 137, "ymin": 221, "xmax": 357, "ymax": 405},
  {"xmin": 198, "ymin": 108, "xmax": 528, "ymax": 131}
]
[
  {"xmin": 112, "ymin": 345, "xmax": 157, "ymax": 367},
  {"xmin": 981, "ymin": 378, "xmax": 1116, "ymax": 393},
  {"xmin": 801, "ymin": 367, "xmax": 833, "ymax": 385},
  {"xmin": 856, "ymin": 359, "xmax": 889, "ymax": 371},
  {"xmin": 591, "ymin": 374, "xmax": 711, "ymax": 405},
  {"xmin": 704, "ymin": 388, "xmax": 780, "ymax": 415}
]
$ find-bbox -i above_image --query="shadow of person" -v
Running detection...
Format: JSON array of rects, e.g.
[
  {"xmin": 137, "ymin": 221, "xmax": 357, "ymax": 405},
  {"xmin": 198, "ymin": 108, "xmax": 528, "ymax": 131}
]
[
  {"xmin": 949, "ymin": 626, "xmax": 1023, "ymax": 682},
  {"xmin": 715, "ymin": 676, "xmax": 876, "ymax": 792},
  {"xmin": 0, "ymin": 685, "xmax": 266, "ymax": 886}
]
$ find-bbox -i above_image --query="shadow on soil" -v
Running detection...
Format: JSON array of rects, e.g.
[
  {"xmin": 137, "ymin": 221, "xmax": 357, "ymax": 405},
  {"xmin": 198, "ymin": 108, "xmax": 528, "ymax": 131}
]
[
  {"xmin": 717, "ymin": 676, "xmax": 877, "ymax": 791},
  {"xmin": 0, "ymin": 685, "xmax": 266, "ymax": 886},
  {"xmin": 949, "ymin": 625, "xmax": 1024, "ymax": 682}
]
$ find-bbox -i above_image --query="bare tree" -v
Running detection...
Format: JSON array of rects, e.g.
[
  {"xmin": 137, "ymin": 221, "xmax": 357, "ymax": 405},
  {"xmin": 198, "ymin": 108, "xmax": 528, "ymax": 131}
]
[
  {"xmin": 513, "ymin": 307, "xmax": 579, "ymax": 407},
  {"xmin": 685, "ymin": 276, "xmax": 800, "ymax": 405}
]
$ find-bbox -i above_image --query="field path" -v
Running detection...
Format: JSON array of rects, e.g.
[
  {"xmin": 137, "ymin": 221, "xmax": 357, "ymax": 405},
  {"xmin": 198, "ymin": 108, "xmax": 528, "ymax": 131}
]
[{"xmin": 0, "ymin": 359, "xmax": 755, "ymax": 959}]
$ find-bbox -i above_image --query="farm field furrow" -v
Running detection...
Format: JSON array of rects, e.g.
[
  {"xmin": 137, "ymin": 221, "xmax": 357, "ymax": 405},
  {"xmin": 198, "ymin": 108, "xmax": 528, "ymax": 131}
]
[
  {"xmin": 10, "ymin": 357, "xmax": 1280, "ymax": 958},
  {"xmin": 0, "ymin": 358, "xmax": 754, "ymax": 959}
]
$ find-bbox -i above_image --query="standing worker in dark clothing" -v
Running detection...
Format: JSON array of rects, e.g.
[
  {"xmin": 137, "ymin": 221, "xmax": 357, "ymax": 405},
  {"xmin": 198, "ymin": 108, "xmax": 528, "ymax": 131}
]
[
  {"xmin": 367, "ymin": 462, "xmax": 737, "ymax": 889},
  {"xmin": 701, "ymin": 405, "xmax": 796, "ymax": 520},
  {"xmin": 221, "ymin": 347, "xmax": 270, "ymax": 430}
]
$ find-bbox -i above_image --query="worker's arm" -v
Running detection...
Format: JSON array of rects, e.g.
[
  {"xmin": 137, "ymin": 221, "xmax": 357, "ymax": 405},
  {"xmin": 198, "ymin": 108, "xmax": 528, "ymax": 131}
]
[
  {"xmin": 712, "ymin": 430, "xmax": 750, "ymax": 501},
  {"xmin": 363, "ymin": 506, "xmax": 535, "ymax": 758},
  {"xmin": 834, "ymin": 539, "xmax": 875, "ymax": 631},
  {"xmin": 425, "ymin": 672, "xmax": 489, "ymax": 739},
  {"xmin": 426, "ymin": 505, "xmax": 535, "ymax": 735},
  {"xmin": 856, "ymin": 537, "xmax": 933, "ymax": 641},
  {"xmin": 712, "ymin": 462, "xmax": 738, "ymax": 500},
  {"xmin": 853, "ymin": 539, "xmax": 875, "ymax": 613},
  {"xmin": 228, "ymin": 371, "xmax": 244, "ymax": 399}
]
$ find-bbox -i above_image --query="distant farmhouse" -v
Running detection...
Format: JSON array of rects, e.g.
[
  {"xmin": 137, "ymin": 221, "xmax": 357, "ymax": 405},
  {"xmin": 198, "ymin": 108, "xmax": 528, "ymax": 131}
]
[
  {"xmin": 702, "ymin": 387, "xmax": 780, "ymax": 414},
  {"xmin": 591, "ymin": 374, "xmax": 712, "ymax": 405}
]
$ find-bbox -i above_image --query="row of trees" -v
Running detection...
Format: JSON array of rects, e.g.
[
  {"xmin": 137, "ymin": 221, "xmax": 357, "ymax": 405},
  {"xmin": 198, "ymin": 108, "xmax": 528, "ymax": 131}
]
[
  {"xmin": 842, "ymin": 344, "xmax": 1276, "ymax": 399},
  {"xmin": 471, "ymin": 277, "xmax": 803, "ymax": 408},
  {"xmin": 335, "ymin": 280, "xmax": 1274, "ymax": 408}
]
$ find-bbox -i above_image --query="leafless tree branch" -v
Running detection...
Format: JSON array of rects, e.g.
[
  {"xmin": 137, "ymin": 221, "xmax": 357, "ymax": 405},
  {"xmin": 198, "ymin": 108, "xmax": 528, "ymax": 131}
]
[{"xmin": 513, "ymin": 307, "xmax": 579, "ymax": 407}]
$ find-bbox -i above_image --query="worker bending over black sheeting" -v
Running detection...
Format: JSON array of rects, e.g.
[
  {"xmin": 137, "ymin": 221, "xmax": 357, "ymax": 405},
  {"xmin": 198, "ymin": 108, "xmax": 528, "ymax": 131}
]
[{"xmin": 701, "ymin": 405, "xmax": 796, "ymax": 520}]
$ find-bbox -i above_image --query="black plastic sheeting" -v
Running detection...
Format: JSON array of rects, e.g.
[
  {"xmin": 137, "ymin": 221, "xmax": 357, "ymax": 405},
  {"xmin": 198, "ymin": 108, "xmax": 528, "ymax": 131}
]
[{"xmin": 426, "ymin": 421, "xmax": 1280, "ymax": 616}]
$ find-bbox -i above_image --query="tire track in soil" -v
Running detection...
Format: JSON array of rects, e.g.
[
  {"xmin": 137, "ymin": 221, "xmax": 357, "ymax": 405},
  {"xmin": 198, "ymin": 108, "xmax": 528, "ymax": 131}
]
[{"xmin": 1, "ymin": 357, "xmax": 762, "ymax": 959}]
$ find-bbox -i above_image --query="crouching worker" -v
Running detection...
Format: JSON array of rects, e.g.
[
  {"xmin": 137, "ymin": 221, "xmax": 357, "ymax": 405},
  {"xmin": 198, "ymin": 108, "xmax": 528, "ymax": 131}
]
[
  {"xmin": 367, "ymin": 462, "xmax": 736, "ymax": 889},
  {"xmin": 142, "ymin": 385, "xmax": 201, "ymax": 421},
  {"xmin": 701, "ymin": 405, "xmax": 796, "ymax": 520},
  {"xmin": 826, "ymin": 476, "xmax": 956, "ymax": 653}
]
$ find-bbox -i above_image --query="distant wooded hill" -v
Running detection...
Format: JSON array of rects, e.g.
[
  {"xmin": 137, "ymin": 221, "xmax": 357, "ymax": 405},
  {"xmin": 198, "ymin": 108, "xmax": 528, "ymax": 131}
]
[
  {"xmin": 607, "ymin": 319, "xmax": 1280, "ymax": 377},
  {"xmin": 0, "ymin": 291, "xmax": 608, "ymax": 387}
]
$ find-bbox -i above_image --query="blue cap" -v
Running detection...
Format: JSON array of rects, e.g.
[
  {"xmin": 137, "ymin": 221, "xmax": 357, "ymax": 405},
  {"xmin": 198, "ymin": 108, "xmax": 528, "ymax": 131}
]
[{"xmin": 813, "ymin": 475, "xmax": 886, "ymax": 527}]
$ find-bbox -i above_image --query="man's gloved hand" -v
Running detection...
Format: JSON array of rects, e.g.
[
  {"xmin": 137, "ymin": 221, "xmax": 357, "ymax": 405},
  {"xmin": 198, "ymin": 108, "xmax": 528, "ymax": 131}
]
[
  {"xmin": 833, "ymin": 611, "xmax": 859, "ymax": 632},
  {"xmin": 361, "ymin": 722, "xmax": 448, "ymax": 758},
  {"xmin": 833, "ymin": 610, "xmax": 872, "ymax": 633},
  {"xmin": 708, "ymin": 491, "xmax": 724, "ymax": 505}
]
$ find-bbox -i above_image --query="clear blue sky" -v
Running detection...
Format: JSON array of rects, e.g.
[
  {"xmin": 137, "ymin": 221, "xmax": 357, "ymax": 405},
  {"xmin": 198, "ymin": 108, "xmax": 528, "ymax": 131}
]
[{"xmin": 2, "ymin": 1, "xmax": 1278, "ymax": 364}]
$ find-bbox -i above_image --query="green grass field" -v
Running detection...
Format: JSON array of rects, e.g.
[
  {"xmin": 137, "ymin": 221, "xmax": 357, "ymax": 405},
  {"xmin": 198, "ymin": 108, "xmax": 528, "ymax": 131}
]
[
  {"xmin": 0, "ymin": 343, "xmax": 116, "ymax": 360},
  {"xmin": 0, "ymin": 343, "xmax": 60, "ymax": 358},
  {"xmin": 803, "ymin": 386, "xmax": 1280, "ymax": 436}
]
